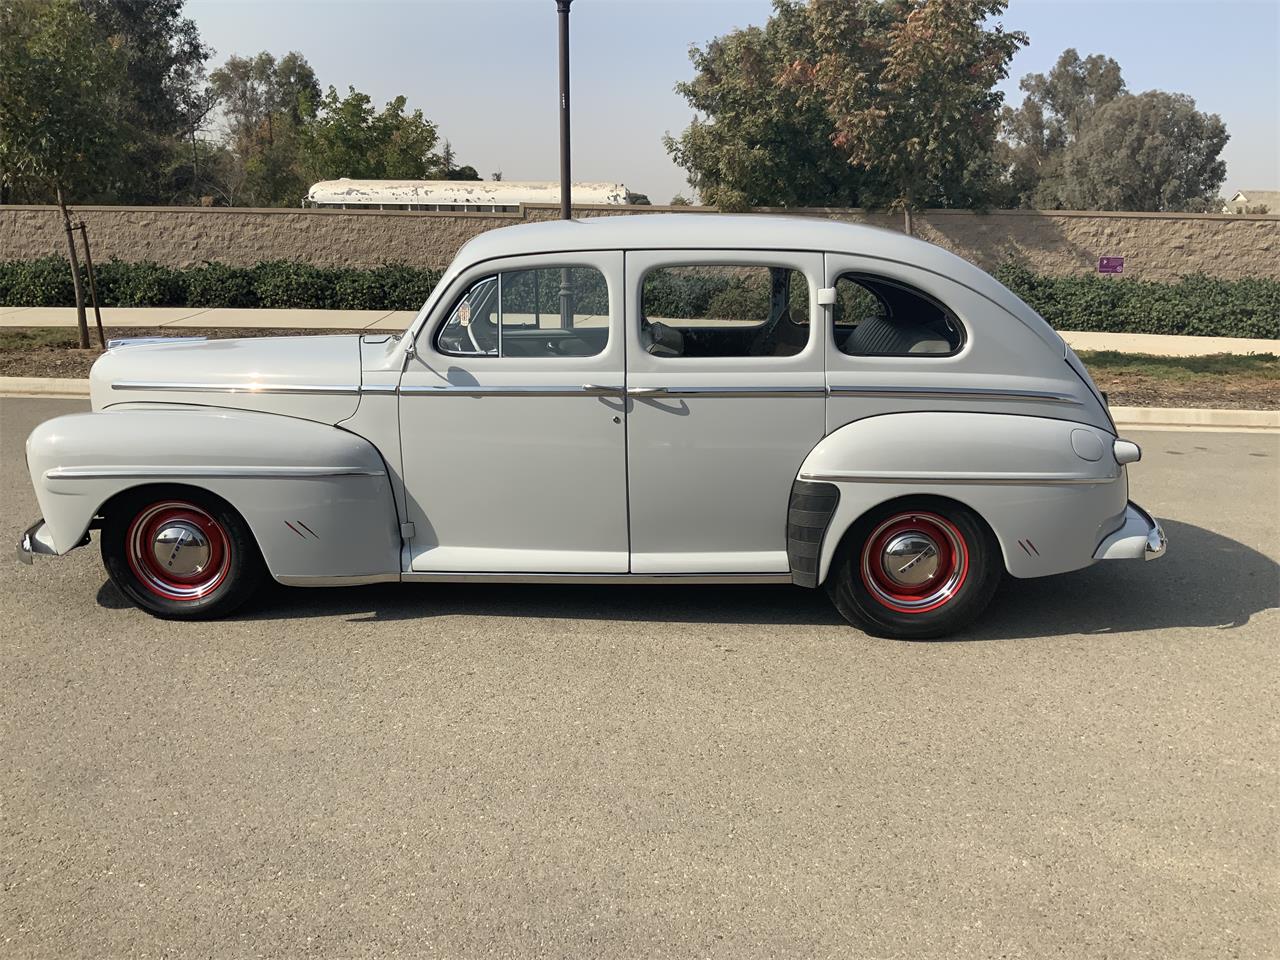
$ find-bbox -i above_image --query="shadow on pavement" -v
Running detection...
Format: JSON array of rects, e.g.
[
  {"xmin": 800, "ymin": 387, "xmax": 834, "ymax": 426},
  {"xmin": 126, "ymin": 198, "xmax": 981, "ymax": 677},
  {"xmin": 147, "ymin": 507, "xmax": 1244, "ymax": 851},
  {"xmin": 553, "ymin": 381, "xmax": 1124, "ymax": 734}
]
[{"xmin": 96, "ymin": 519, "xmax": 1277, "ymax": 637}]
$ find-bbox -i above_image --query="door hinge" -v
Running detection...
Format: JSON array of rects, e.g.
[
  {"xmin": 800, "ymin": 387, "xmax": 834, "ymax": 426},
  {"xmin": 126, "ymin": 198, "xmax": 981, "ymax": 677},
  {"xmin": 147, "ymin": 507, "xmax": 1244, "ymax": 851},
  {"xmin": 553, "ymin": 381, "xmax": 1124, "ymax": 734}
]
[
  {"xmin": 817, "ymin": 286, "xmax": 837, "ymax": 306},
  {"xmin": 400, "ymin": 522, "xmax": 416, "ymax": 540}
]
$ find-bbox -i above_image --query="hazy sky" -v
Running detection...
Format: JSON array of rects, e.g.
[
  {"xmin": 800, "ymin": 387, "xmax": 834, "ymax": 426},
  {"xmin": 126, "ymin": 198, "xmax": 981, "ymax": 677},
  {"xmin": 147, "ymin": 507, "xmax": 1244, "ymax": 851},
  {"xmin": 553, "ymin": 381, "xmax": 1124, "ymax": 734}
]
[{"xmin": 186, "ymin": 0, "xmax": 1279, "ymax": 203}]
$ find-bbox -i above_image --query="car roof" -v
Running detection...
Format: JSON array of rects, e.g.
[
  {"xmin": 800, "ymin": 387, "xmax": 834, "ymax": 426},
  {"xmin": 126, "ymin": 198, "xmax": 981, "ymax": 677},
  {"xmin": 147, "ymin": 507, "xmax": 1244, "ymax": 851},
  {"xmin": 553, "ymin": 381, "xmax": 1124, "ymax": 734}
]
[
  {"xmin": 459, "ymin": 213, "xmax": 938, "ymax": 262},
  {"xmin": 451, "ymin": 213, "xmax": 1064, "ymax": 353}
]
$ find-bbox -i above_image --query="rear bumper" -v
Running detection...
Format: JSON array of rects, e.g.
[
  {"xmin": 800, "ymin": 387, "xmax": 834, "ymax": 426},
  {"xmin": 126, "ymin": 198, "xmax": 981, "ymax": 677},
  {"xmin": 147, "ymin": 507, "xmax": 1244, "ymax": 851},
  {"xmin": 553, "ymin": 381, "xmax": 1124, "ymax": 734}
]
[
  {"xmin": 16, "ymin": 519, "xmax": 58, "ymax": 564},
  {"xmin": 1093, "ymin": 502, "xmax": 1167, "ymax": 561}
]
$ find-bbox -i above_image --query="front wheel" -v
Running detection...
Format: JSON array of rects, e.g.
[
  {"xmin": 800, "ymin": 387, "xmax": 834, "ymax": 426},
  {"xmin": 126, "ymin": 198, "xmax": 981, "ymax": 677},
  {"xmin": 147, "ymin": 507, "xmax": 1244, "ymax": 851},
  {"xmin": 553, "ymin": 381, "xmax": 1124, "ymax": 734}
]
[
  {"xmin": 101, "ymin": 487, "xmax": 265, "ymax": 620},
  {"xmin": 827, "ymin": 499, "xmax": 1002, "ymax": 640}
]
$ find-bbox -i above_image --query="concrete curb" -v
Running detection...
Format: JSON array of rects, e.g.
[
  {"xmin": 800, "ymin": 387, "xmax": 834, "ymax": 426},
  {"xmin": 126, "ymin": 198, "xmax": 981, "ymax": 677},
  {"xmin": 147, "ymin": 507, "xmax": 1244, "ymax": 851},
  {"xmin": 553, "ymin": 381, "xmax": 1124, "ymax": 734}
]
[
  {"xmin": 1110, "ymin": 406, "xmax": 1280, "ymax": 433},
  {"xmin": 0, "ymin": 377, "xmax": 91, "ymax": 398},
  {"xmin": 2, "ymin": 377, "xmax": 1275, "ymax": 433}
]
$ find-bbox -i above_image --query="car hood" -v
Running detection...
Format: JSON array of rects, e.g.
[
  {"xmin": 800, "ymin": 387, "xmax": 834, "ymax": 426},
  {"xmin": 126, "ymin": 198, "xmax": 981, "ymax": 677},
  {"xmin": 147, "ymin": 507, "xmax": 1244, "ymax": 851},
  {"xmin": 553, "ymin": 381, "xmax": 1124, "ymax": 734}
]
[{"xmin": 90, "ymin": 335, "xmax": 366, "ymax": 424}]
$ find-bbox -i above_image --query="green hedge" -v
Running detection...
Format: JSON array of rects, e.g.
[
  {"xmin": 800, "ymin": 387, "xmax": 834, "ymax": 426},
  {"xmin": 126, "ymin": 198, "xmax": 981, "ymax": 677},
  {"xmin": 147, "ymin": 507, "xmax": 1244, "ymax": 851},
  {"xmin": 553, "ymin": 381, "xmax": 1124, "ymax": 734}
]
[
  {"xmin": 993, "ymin": 264, "xmax": 1279, "ymax": 339},
  {"xmin": 0, "ymin": 256, "xmax": 1276, "ymax": 339},
  {"xmin": 0, "ymin": 257, "xmax": 444, "ymax": 312}
]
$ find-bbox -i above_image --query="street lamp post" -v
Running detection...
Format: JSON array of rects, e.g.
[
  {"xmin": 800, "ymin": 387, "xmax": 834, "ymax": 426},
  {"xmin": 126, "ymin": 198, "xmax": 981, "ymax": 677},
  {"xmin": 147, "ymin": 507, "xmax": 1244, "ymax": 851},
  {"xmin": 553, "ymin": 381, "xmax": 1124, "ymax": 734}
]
[
  {"xmin": 556, "ymin": 0, "xmax": 572, "ymax": 220},
  {"xmin": 556, "ymin": 0, "xmax": 574, "ymax": 328}
]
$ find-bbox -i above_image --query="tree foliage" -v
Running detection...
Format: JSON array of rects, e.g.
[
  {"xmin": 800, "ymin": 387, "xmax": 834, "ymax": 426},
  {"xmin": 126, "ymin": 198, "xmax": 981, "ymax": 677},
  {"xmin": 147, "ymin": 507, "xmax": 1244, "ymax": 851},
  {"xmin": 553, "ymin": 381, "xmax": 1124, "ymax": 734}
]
[
  {"xmin": 299, "ymin": 87, "xmax": 441, "ymax": 183},
  {"xmin": 785, "ymin": 0, "xmax": 1026, "ymax": 231},
  {"xmin": 999, "ymin": 49, "xmax": 1228, "ymax": 211},
  {"xmin": 0, "ymin": 0, "xmax": 127, "ymax": 197},
  {"xmin": 664, "ymin": 0, "xmax": 872, "ymax": 210},
  {"xmin": 209, "ymin": 51, "xmax": 320, "ymax": 206}
]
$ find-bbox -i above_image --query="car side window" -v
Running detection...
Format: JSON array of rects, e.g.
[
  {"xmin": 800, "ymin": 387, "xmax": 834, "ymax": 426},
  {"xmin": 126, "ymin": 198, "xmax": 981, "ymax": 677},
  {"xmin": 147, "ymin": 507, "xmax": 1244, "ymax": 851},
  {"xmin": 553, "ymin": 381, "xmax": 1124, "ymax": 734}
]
[
  {"xmin": 436, "ymin": 265, "xmax": 609, "ymax": 358},
  {"xmin": 832, "ymin": 273, "xmax": 963, "ymax": 356},
  {"xmin": 639, "ymin": 264, "xmax": 810, "ymax": 359}
]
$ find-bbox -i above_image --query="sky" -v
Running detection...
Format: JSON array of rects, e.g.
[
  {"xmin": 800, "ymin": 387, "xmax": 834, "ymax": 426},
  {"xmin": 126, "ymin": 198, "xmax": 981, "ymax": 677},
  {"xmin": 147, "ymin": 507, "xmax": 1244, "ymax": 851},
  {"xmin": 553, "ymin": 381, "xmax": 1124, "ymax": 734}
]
[{"xmin": 185, "ymin": 0, "xmax": 1280, "ymax": 204}]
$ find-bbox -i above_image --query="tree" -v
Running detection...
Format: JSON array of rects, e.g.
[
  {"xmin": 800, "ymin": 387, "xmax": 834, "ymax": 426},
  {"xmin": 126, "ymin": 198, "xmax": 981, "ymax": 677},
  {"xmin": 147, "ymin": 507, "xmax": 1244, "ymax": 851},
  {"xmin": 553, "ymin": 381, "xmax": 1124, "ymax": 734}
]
[
  {"xmin": 80, "ymin": 0, "xmax": 212, "ymax": 204},
  {"xmin": 669, "ymin": 193, "xmax": 692, "ymax": 206},
  {"xmin": 998, "ymin": 49, "xmax": 1229, "ymax": 211},
  {"xmin": 433, "ymin": 140, "xmax": 481, "ymax": 181},
  {"xmin": 209, "ymin": 51, "xmax": 320, "ymax": 206},
  {"xmin": 998, "ymin": 49, "xmax": 1126, "ymax": 206},
  {"xmin": 665, "ymin": 0, "xmax": 872, "ymax": 210},
  {"xmin": 786, "ymin": 0, "xmax": 1027, "ymax": 233},
  {"xmin": 299, "ymin": 87, "xmax": 440, "ymax": 184},
  {"xmin": 0, "ymin": 0, "xmax": 126, "ymax": 347},
  {"xmin": 1044, "ymin": 91, "xmax": 1228, "ymax": 212}
]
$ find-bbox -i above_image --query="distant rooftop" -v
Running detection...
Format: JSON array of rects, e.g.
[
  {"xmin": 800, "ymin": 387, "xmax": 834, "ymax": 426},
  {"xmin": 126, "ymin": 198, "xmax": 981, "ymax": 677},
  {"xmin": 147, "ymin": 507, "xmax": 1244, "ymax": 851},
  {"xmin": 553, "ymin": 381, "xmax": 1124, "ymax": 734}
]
[
  {"xmin": 306, "ymin": 179, "xmax": 630, "ymax": 209},
  {"xmin": 1223, "ymin": 190, "xmax": 1280, "ymax": 213}
]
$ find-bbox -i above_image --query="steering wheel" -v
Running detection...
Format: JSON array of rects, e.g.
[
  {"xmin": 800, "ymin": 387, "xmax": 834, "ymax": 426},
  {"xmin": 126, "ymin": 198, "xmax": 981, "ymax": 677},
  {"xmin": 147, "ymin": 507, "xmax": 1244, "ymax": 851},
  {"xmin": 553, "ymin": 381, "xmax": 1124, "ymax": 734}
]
[{"xmin": 466, "ymin": 314, "xmax": 499, "ymax": 355}]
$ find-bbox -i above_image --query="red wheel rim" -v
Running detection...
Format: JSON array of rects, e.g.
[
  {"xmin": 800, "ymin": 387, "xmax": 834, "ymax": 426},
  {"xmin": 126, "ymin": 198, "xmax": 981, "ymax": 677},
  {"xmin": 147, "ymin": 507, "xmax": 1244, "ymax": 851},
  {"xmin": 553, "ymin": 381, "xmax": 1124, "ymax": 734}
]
[
  {"xmin": 860, "ymin": 512, "xmax": 968, "ymax": 614},
  {"xmin": 125, "ymin": 501, "xmax": 231, "ymax": 601}
]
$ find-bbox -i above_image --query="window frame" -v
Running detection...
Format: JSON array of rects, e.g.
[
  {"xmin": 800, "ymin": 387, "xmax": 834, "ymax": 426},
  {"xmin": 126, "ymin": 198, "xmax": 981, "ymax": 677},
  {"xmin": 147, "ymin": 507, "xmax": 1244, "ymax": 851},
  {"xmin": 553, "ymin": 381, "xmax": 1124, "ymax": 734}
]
[
  {"xmin": 432, "ymin": 262, "xmax": 613, "ymax": 361},
  {"xmin": 832, "ymin": 270, "xmax": 968, "ymax": 359},
  {"xmin": 636, "ymin": 260, "xmax": 815, "ymax": 361}
]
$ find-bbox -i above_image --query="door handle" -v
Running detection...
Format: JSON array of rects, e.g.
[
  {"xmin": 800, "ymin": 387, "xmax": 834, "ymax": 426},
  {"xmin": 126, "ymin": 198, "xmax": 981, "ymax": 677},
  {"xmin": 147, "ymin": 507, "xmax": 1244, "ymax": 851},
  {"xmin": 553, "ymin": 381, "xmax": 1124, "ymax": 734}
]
[
  {"xmin": 625, "ymin": 386, "xmax": 669, "ymax": 397},
  {"xmin": 581, "ymin": 383, "xmax": 624, "ymax": 395}
]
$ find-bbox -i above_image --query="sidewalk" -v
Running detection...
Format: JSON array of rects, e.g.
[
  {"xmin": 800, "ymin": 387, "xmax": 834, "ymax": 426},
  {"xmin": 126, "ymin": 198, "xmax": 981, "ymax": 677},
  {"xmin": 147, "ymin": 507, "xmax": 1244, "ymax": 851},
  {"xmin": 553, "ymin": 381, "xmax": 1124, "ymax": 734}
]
[
  {"xmin": 1, "ymin": 305, "xmax": 1277, "ymax": 356},
  {"xmin": 0, "ymin": 305, "xmax": 415, "ymax": 331}
]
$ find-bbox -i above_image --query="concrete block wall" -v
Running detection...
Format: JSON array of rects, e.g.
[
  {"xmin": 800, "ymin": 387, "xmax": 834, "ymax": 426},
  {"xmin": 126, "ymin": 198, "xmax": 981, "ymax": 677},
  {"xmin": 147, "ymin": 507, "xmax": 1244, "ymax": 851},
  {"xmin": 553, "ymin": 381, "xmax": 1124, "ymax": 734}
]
[{"xmin": 1, "ymin": 203, "xmax": 1276, "ymax": 282}]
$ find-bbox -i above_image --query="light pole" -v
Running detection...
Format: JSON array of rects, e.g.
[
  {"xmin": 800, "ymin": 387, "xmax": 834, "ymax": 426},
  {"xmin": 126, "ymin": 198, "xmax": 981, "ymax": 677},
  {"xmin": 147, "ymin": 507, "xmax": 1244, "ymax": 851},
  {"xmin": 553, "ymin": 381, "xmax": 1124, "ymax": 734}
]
[
  {"xmin": 556, "ymin": 0, "xmax": 572, "ymax": 220},
  {"xmin": 556, "ymin": 0, "xmax": 574, "ymax": 328}
]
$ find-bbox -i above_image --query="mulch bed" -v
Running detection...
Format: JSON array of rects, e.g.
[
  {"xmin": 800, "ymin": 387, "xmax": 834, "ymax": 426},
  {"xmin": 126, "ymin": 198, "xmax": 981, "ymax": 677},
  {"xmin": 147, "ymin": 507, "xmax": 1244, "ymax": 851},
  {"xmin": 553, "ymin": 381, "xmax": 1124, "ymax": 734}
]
[
  {"xmin": 1088, "ymin": 372, "xmax": 1280, "ymax": 410},
  {"xmin": 1, "ymin": 326, "xmax": 1276, "ymax": 409}
]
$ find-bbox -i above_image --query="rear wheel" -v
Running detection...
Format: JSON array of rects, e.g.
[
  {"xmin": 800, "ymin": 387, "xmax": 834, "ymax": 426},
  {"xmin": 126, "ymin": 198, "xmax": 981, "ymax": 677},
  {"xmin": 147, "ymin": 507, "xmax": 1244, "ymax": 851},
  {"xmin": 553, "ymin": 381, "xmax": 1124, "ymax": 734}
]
[
  {"xmin": 827, "ymin": 498, "xmax": 1001, "ymax": 639},
  {"xmin": 101, "ymin": 487, "xmax": 265, "ymax": 620}
]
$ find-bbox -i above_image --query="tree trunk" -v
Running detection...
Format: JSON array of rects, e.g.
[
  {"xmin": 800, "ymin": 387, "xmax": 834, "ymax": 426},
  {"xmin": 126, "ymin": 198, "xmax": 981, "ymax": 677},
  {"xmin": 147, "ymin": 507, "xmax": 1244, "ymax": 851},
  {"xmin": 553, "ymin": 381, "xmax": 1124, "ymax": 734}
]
[
  {"xmin": 56, "ymin": 187, "xmax": 90, "ymax": 349},
  {"xmin": 903, "ymin": 204, "xmax": 914, "ymax": 237}
]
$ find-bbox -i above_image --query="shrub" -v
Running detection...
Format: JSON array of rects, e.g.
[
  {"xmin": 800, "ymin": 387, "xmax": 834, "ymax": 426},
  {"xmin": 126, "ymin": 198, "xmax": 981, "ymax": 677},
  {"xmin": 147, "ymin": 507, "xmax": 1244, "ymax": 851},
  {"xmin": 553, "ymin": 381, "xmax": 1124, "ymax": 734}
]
[
  {"xmin": 992, "ymin": 264, "xmax": 1280, "ymax": 339},
  {"xmin": 0, "ymin": 256, "xmax": 76, "ymax": 306},
  {"xmin": 0, "ymin": 256, "xmax": 1275, "ymax": 338},
  {"xmin": 252, "ymin": 261, "xmax": 338, "ymax": 310},
  {"xmin": 93, "ymin": 260, "xmax": 186, "ymax": 306},
  {"xmin": 186, "ymin": 262, "xmax": 259, "ymax": 308}
]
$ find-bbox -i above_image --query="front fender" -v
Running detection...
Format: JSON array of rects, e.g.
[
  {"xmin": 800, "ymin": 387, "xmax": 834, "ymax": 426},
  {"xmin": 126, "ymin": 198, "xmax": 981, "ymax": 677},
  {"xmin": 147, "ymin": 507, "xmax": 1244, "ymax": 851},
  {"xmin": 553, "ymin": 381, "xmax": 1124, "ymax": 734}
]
[
  {"xmin": 25, "ymin": 407, "xmax": 400, "ymax": 581},
  {"xmin": 797, "ymin": 412, "xmax": 1129, "ymax": 583}
]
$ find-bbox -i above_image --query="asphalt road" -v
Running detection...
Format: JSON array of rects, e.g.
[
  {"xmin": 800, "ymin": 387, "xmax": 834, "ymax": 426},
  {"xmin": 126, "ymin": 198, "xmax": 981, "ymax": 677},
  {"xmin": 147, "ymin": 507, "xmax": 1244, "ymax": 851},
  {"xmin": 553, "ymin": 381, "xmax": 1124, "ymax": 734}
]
[{"xmin": 2, "ymin": 398, "xmax": 1277, "ymax": 960}]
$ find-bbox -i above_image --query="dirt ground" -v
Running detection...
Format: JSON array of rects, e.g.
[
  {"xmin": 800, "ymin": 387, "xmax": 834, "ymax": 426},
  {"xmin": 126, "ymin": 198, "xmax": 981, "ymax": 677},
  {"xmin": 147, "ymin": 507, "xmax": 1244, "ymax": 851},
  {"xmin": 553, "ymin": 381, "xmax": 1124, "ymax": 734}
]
[{"xmin": 1, "ymin": 327, "xmax": 1277, "ymax": 409}]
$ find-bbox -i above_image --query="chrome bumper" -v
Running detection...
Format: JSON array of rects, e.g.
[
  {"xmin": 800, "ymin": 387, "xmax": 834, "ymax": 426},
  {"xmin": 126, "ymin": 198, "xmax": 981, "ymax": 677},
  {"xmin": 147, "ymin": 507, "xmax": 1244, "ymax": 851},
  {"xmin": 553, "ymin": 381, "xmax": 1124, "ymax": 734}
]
[
  {"xmin": 1093, "ymin": 502, "xmax": 1167, "ymax": 562},
  {"xmin": 16, "ymin": 519, "xmax": 58, "ymax": 565}
]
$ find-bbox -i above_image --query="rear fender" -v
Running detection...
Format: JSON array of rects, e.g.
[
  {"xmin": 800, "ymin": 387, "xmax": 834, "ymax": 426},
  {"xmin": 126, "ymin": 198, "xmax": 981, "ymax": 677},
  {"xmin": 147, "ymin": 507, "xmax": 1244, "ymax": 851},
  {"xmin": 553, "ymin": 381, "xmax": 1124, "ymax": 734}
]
[
  {"xmin": 797, "ymin": 412, "xmax": 1130, "ymax": 582},
  {"xmin": 25, "ymin": 407, "xmax": 400, "ymax": 580}
]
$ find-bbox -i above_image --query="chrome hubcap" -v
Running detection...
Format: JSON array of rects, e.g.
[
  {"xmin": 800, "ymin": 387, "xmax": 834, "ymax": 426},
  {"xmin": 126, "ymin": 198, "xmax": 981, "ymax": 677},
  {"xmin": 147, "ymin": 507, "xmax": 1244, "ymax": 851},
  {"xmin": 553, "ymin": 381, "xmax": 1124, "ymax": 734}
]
[
  {"xmin": 151, "ymin": 522, "xmax": 211, "ymax": 577},
  {"xmin": 880, "ymin": 533, "xmax": 940, "ymax": 587},
  {"xmin": 860, "ymin": 512, "xmax": 970, "ymax": 614}
]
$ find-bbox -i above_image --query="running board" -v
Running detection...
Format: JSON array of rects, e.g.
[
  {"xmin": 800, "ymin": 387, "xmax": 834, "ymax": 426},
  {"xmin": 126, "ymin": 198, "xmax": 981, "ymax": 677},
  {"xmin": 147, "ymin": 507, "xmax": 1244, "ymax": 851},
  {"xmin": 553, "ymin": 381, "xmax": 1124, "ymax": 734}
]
[{"xmin": 276, "ymin": 572, "xmax": 793, "ymax": 587}]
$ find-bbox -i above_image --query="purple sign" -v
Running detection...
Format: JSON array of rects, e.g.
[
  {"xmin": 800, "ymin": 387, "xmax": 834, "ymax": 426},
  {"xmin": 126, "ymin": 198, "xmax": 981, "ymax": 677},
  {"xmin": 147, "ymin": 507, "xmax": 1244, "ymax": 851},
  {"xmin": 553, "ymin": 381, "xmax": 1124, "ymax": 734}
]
[{"xmin": 1098, "ymin": 256, "xmax": 1125, "ymax": 274}]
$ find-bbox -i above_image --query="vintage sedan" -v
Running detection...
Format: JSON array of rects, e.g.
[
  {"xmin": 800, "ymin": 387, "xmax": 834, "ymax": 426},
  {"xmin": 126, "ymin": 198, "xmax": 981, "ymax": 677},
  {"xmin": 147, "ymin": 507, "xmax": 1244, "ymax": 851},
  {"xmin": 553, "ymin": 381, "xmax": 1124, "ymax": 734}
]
[{"xmin": 18, "ymin": 215, "xmax": 1165, "ymax": 638}]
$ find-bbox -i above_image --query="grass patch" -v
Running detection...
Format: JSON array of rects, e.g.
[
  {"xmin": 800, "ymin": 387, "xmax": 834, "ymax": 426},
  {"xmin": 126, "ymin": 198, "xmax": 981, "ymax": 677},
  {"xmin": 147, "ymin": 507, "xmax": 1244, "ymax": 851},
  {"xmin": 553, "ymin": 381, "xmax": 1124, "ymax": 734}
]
[{"xmin": 1076, "ymin": 350, "xmax": 1279, "ymax": 380}]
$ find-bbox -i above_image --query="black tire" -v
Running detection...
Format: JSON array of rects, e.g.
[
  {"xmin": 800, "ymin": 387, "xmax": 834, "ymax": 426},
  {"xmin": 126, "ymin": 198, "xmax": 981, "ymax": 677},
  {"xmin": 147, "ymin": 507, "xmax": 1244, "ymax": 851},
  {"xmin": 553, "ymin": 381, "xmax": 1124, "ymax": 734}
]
[
  {"xmin": 826, "ymin": 497, "xmax": 1001, "ymax": 640},
  {"xmin": 100, "ymin": 486, "xmax": 265, "ymax": 620}
]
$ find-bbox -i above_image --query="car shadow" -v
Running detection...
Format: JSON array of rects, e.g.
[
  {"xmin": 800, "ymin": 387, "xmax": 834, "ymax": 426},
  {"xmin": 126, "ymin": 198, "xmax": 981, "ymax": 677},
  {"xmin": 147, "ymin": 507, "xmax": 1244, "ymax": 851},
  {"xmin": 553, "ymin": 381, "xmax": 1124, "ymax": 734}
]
[{"xmin": 95, "ymin": 520, "xmax": 1277, "ymax": 637}]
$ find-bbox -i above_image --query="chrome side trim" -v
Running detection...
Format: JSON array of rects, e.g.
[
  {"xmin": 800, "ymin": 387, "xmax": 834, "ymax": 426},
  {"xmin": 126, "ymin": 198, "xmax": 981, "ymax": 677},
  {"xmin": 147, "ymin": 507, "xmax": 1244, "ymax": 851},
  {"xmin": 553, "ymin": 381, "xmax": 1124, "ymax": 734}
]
[
  {"xmin": 276, "ymin": 573, "xmax": 402, "ymax": 587},
  {"xmin": 360, "ymin": 383, "xmax": 399, "ymax": 395},
  {"xmin": 827, "ymin": 385, "xmax": 1082, "ymax": 405},
  {"xmin": 628, "ymin": 386, "xmax": 825, "ymax": 399},
  {"xmin": 401, "ymin": 571, "xmax": 793, "ymax": 585},
  {"xmin": 107, "ymin": 336, "xmax": 208, "ymax": 349},
  {"xmin": 399, "ymin": 384, "xmax": 614, "ymax": 397},
  {"xmin": 45, "ymin": 465, "xmax": 385, "ymax": 481},
  {"xmin": 112, "ymin": 380, "xmax": 362, "ymax": 396},
  {"xmin": 800, "ymin": 471, "xmax": 1119, "ymax": 485}
]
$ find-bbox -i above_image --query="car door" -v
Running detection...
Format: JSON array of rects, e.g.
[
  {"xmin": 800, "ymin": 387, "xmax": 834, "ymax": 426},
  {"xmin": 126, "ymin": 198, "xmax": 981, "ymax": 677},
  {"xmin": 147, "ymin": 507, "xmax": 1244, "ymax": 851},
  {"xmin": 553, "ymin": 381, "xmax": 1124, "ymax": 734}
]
[
  {"xmin": 624, "ymin": 249, "xmax": 827, "ymax": 574},
  {"xmin": 399, "ymin": 251, "xmax": 628, "ymax": 573}
]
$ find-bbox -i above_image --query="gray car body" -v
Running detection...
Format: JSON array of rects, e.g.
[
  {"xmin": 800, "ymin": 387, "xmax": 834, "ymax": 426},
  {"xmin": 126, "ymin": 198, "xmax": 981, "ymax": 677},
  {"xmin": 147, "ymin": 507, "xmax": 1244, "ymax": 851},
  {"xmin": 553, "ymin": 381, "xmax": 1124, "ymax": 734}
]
[{"xmin": 21, "ymin": 214, "xmax": 1159, "ymax": 586}]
